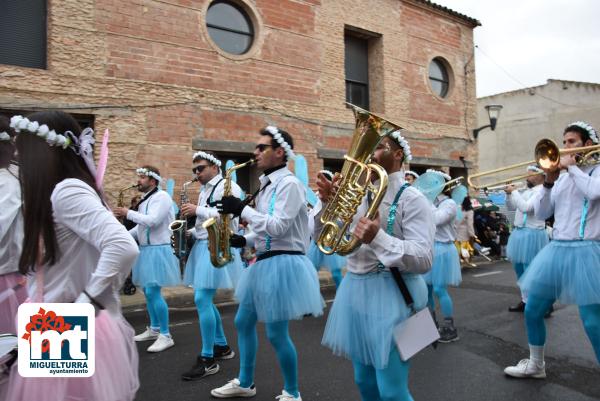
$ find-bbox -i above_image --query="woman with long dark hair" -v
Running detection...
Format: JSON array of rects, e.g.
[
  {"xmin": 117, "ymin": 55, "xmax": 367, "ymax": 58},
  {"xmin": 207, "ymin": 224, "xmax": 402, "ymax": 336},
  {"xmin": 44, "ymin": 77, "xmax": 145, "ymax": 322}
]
[
  {"xmin": 6, "ymin": 111, "xmax": 140, "ymax": 401},
  {"xmin": 0, "ymin": 115, "xmax": 26, "ymax": 335}
]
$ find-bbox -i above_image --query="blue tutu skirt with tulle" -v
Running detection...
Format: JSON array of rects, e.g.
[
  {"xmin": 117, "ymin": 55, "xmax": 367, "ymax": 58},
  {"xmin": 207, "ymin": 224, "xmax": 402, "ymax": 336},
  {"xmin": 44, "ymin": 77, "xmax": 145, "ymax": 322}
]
[
  {"xmin": 183, "ymin": 240, "xmax": 243, "ymax": 290},
  {"xmin": 322, "ymin": 271, "xmax": 428, "ymax": 369},
  {"xmin": 235, "ymin": 254, "xmax": 323, "ymax": 323},
  {"xmin": 307, "ymin": 241, "xmax": 346, "ymax": 272},
  {"xmin": 519, "ymin": 240, "xmax": 600, "ymax": 305},
  {"xmin": 132, "ymin": 244, "xmax": 182, "ymax": 288},
  {"xmin": 506, "ymin": 227, "xmax": 549, "ymax": 265},
  {"xmin": 422, "ymin": 241, "xmax": 462, "ymax": 287}
]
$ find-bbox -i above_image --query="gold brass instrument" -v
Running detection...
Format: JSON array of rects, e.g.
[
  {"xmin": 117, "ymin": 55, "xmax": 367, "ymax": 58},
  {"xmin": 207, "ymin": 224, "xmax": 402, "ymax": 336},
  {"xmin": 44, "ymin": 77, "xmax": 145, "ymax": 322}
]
[
  {"xmin": 203, "ymin": 159, "xmax": 255, "ymax": 267},
  {"xmin": 169, "ymin": 177, "xmax": 199, "ymax": 259},
  {"xmin": 443, "ymin": 176, "xmax": 464, "ymax": 192},
  {"xmin": 468, "ymin": 138, "xmax": 600, "ymax": 190},
  {"xmin": 317, "ymin": 103, "xmax": 402, "ymax": 255},
  {"xmin": 117, "ymin": 184, "xmax": 138, "ymax": 207}
]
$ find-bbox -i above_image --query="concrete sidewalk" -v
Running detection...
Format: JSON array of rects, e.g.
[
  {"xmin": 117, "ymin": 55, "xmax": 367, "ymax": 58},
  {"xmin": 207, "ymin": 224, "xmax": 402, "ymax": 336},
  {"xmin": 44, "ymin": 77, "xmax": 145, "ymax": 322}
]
[{"xmin": 120, "ymin": 269, "xmax": 338, "ymax": 312}]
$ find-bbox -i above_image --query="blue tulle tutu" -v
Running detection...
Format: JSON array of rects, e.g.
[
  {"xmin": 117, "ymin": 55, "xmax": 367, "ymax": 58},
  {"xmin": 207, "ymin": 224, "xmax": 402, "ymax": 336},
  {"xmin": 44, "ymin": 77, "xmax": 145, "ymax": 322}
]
[
  {"xmin": 322, "ymin": 271, "xmax": 428, "ymax": 369},
  {"xmin": 235, "ymin": 254, "xmax": 323, "ymax": 322},
  {"xmin": 132, "ymin": 244, "xmax": 182, "ymax": 287},
  {"xmin": 422, "ymin": 241, "xmax": 462, "ymax": 287},
  {"xmin": 506, "ymin": 227, "xmax": 549, "ymax": 265},
  {"xmin": 519, "ymin": 240, "xmax": 600, "ymax": 305},
  {"xmin": 307, "ymin": 241, "xmax": 346, "ymax": 272},
  {"xmin": 183, "ymin": 240, "xmax": 243, "ymax": 290}
]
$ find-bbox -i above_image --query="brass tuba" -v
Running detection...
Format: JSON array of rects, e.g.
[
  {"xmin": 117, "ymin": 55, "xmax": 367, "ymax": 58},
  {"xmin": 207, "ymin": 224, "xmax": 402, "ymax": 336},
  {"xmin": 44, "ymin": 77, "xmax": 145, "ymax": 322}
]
[
  {"xmin": 317, "ymin": 103, "xmax": 401, "ymax": 255},
  {"xmin": 203, "ymin": 159, "xmax": 255, "ymax": 267},
  {"xmin": 169, "ymin": 177, "xmax": 199, "ymax": 260}
]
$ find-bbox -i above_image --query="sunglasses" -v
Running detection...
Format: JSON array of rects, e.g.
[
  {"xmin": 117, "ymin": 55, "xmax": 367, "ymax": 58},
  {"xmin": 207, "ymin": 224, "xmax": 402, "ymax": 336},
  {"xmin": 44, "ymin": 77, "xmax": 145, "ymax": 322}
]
[
  {"xmin": 255, "ymin": 144, "xmax": 273, "ymax": 152},
  {"xmin": 192, "ymin": 165, "xmax": 208, "ymax": 174}
]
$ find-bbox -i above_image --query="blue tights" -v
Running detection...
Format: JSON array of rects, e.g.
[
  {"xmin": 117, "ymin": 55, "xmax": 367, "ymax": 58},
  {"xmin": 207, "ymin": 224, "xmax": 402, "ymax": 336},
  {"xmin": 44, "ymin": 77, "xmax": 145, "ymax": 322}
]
[
  {"xmin": 353, "ymin": 347, "xmax": 413, "ymax": 401},
  {"xmin": 144, "ymin": 285, "xmax": 170, "ymax": 335},
  {"xmin": 194, "ymin": 288, "xmax": 228, "ymax": 358},
  {"xmin": 427, "ymin": 284, "xmax": 453, "ymax": 318},
  {"xmin": 513, "ymin": 263, "xmax": 526, "ymax": 279},
  {"xmin": 526, "ymin": 295, "xmax": 600, "ymax": 362},
  {"xmin": 331, "ymin": 269, "xmax": 343, "ymax": 289},
  {"xmin": 235, "ymin": 307, "xmax": 299, "ymax": 397}
]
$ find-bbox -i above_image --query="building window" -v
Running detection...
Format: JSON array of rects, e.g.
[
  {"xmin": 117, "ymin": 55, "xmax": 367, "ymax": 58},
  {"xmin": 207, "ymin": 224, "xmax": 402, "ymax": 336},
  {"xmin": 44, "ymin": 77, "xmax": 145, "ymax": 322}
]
[
  {"xmin": 0, "ymin": 0, "xmax": 47, "ymax": 69},
  {"xmin": 206, "ymin": 1, "xmax": 254, "ymax": 55},
  {"xmin": 345, "ymin": 35, "xmax": 369, "ymax": 109},
  {"xmin": 428, "ymin": 58, "xmax": 450, "ymax": 98}
]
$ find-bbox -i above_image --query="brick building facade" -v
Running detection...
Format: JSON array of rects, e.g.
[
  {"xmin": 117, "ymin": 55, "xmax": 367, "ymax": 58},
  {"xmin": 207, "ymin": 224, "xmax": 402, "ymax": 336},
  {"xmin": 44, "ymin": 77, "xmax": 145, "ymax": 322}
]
[{"xmin": 0, "ymin": 0, "xmax": 479, "ymax": 202}]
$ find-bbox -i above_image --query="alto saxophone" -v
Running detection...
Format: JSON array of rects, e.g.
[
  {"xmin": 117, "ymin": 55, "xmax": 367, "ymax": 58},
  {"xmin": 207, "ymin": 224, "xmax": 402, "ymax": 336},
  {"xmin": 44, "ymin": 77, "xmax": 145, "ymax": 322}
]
[
  {"xmin": 203, "ymin": 159, "xmax": 254, "ymax": 267},
  {"xmin": 169, "ymin": 177, "xmax": 199, "ymax": 260},
  {"xmin": 117, "ymin": 184, "xmax": 138, "ymax": 207}
]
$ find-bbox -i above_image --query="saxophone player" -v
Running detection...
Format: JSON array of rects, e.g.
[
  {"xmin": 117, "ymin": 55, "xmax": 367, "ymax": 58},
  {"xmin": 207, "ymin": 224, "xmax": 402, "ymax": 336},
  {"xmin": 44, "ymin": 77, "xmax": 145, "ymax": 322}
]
[
  {"xmin": 315, "ymin": 132, "xmax": 434, "ymax": 401},
  {"xmin": 179, "ymin": 151, "xmax": 244, "ymax": 381},
  {"xmin": 113, "ymin": 165, "xmax": 181, "ymax": 353}
]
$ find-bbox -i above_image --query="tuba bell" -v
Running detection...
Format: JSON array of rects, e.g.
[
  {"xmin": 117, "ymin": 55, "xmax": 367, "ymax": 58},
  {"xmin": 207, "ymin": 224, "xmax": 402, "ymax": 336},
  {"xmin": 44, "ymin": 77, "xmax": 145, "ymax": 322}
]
[
  {"xmin": 169, "ymin": 177, "xmax": 199, "ymax": 260},
  {"xmin": 203, "ymin": 159, "xmax": 255, "ymax": 267},
  {"xmin": 317, "ymin": 103, "xmax": 401, "ymax": 255}
]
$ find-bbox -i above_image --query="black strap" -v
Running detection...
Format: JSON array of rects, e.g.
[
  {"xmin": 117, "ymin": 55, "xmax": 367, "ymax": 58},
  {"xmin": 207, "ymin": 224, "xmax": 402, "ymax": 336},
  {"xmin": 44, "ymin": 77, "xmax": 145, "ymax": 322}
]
[
  {"xmin": 205, "ymin": 178, "xmax": 224, "ymax": 206},
  {"xmin": 390, "ymin": 266, "xmax": 414, "ymax": 308},
  {"xmin": 245, "ymin": 179, "xmax": 271, "ymax": 207},
  {"xmin": 256, "ymin": 250, "xmax": 304, "ymax": 261},
  {"xmin": 133, "ymin": 187, "xmax": 158, "ymax": 211}
]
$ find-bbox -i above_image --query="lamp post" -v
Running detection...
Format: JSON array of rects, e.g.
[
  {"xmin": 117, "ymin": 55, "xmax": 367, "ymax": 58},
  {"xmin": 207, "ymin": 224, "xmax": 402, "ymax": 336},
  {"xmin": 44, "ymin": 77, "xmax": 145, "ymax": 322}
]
[{"xmin": 473, "ymin": 104, "xmax": 503, "ymax": 139}]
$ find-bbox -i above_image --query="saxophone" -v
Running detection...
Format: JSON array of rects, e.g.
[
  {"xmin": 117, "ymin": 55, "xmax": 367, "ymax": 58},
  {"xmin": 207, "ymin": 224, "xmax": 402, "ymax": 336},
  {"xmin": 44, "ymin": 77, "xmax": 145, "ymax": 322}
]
[
  {"xmin": 169, "ymin": 177, "xmax": 199, "ymax": 259},
  {"xmin": 203, "ymin": 159, "xmax": 254, "ymax": 267},
  {"xmin": 118, "ymin": 184, "xmax": 138, "ymax": 207},
  {"xmin": 317, "ymin": 103, "xmax": 401, "ymax": 255}
]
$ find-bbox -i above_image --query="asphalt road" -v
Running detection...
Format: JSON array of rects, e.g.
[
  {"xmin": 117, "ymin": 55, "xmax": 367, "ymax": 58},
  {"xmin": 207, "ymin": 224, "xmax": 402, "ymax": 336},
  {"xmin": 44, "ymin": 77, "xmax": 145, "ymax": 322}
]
[{"xmin": 126, "ymin": 260, "xmax": 600, "ymax": 401}]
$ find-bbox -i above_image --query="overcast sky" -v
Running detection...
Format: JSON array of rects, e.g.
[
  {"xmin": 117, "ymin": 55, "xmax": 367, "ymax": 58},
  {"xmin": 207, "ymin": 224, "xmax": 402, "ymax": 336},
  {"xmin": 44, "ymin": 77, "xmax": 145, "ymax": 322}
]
[{"xmin": 431, "ymin": 0, "xmax": 600, "ymax": 98}]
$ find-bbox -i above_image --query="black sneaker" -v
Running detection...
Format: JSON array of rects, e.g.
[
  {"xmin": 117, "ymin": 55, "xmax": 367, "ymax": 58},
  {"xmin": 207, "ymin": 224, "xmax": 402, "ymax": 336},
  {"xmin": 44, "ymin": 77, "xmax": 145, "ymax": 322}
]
[
  {"xmin": 509, "ymin": 301, "xmax": 526, "ymax": 312},
  {"xmin": 438, "ymin": 326, "xmax": 459, "ymax": 343},
  {"xmin": 213, "ymin": 344, "xmax": 236, "ymax": 360},
  {"xmin": 181, "ymin": 356, "xmax": 219, "ymax": 381}
]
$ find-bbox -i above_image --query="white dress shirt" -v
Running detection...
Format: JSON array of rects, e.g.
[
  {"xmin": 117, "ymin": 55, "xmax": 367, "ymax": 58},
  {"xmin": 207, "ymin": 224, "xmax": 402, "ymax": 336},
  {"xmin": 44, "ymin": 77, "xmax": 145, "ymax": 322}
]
[
  {"xmin": 241, "ymin": 167, "xmax": 309, "ymax": 254},
  {"xmin": 127, "ymin": 189, "xmax": 174, "ymax": 245},
  {"xmin": 192, "ymin": 174, "xmax": 242, "ymax": 240},
  {"xmin": 314, "ymin": 171, "xmax": 435, "ymax": 275},
  {"xmin": 433, "ymin": 195, "xmax": 457, "ymax": 243},
  {"xmin": 29, "ymin": 179, "xmax": 139, "ymax": 315},
  {"xmin": 0, "ymin": 164, "xmax": 23, "ymax": 276},
  {"xmin": 506, "ymin": 186, "xmax": 545, "ymax": 229},
  {"xmin": 534, "ymin": 165, "xmax": 600, "ymax": 240}
]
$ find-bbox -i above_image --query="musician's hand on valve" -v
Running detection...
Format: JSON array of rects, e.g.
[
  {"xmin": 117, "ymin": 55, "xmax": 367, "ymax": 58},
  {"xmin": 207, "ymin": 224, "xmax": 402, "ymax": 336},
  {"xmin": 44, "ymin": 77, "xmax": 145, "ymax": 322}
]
[
  {"xmin": 180, "ymin": 203, "xmax": 197, "ymax": 218},
  {"xmin": 353, "ymin": 213, "xmax": 381, "ymax": 244},
  {"xmin": 560, "ymin": 153, "xmax": 577, "ymax": 169},
  {"xmin": 113, "ymin": 207, "xmax": 129, "ymax": 218},
  {"xmin": 213, "ymin": 196, "xmax": 245, "ymax": 217},
  {"xmin": 504, "ymin": 185, "xmax": 516, "ymax": 195},
  {"xmin": 316, "ymin": 172, "xmax": 333, "ymax": 202}
]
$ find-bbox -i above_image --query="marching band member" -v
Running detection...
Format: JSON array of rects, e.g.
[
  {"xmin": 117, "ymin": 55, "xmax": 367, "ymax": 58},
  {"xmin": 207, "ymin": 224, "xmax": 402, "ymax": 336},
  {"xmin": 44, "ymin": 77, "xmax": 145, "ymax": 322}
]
[
  {"xmin": 423, "ymin": 169, "xmax": 462, "ymax": 343},
  {"xmin": 504, "ymin": 166, "xmax": 548, "ymax": 312},
  {"xmin": 317, "ymin": 132, "xmax": 434, "ymax": 401},
  {"xmin": 179, "ymin": 151, "xmax": 243, "ymax": 380},
  {"xmin": 307, "ymin": 170, "xmax": 346, "ymax": 289},
  {"xmin": 114, "ymin": 166, "xmax": 181, "ymax": 353},
  {"xmin": 0, "ymin": 116, "xmax": 26, "ymax": 335},
  {"xmin": 7, "ymin": 111, "xmax": 139, "ymax": 400},
  {"xmin": 505, "ymin": 121, "xmax": 600, "ymax": 378},
  {"xmin": 404, "ymin": 170, "xmax": 419, "ymax": 185},
  {"xmin": 210, "ymin": 126, "xmax": 323, "ymax": 401}
]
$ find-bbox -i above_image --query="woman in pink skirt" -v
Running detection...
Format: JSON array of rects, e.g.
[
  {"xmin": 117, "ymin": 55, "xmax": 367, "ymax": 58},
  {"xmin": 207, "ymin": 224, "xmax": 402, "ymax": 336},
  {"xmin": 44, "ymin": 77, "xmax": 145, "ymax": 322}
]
[{"xmin": 6, "ymin": 111, "xmax": 140, "ymax": 401}]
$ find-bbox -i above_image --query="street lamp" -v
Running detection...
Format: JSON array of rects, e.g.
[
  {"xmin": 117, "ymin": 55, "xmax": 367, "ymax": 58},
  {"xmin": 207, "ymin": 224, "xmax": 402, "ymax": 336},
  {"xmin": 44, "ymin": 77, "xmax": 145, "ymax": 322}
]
[{"xmin": 473, "ymin": 104, "xmax": 503, "ymax": 139}]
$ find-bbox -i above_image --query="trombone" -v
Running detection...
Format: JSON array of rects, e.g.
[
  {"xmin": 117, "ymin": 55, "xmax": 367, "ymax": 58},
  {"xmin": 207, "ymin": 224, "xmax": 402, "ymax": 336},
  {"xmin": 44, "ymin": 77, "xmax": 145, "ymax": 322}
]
[{"xmin": 468, "ymin": 139, "xmax": 600, "ymax": 190}]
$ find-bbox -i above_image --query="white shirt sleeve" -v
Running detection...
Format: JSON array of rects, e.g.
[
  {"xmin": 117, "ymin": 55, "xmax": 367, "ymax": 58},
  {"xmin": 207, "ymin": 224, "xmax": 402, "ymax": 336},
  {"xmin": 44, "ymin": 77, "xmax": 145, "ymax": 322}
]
[
  {"xmin": 0, "ymin": 174, "xmax": 21, "ymax": 241},
  {"xmin": 126, "ymin": 192, "xmax": 172, "ymax": 228},
  {"xmin": 369, "ymin": 191, "xmax": 435, "ymax": 274},
  {"xmin": 241, "ymin": 177, "xmax": 305, "ymax": 238},
  {"xmin": 128, "ymin": 225, "xmax": 139, "ymax": 242},
  {"xmin": 508, "ymin": 190, "xmax": 535, "ymax": 213},
  {"xmin": 568, "ymin": 165, "xmax": 600, "ymax": 200},
  {"xmin": 533, "ymin": 186, "xmax": 554, "ymax": 221},
  {"xmin": 51, "ymin": 181, "xmax": 140, "ymax": 300},
  {"xmin": 434, "ymin": 200, "xmax": 457, "ymax": 227}
]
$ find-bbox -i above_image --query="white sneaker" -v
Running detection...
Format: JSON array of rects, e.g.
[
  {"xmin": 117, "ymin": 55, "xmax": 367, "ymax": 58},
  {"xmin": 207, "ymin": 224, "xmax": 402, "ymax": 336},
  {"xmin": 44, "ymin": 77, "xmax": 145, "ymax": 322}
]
[
  {"xmin": 504, "ymin": 358, "xmax": 546, "ymax": 379},
  {"xmin": 147, "ymin": 334, "xmax": 174, "ymax": 353},
  {"xmin": 276, "ymin": 390, "xmax": 302, "ymax": 401},
  {"xmin": 133, "ymin": 327, "xmax": 159, "ymax": 342},
  {"xmin": 211, "ymin": 378, "xmax": 256, "ymax": 398}
]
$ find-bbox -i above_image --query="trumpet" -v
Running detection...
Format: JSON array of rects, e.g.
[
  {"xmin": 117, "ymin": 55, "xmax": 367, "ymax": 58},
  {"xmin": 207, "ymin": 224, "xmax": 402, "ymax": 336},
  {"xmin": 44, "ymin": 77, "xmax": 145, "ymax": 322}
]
[{"xmin": 468, "ymin": 138, "xmax": 600, "ymax": 190}]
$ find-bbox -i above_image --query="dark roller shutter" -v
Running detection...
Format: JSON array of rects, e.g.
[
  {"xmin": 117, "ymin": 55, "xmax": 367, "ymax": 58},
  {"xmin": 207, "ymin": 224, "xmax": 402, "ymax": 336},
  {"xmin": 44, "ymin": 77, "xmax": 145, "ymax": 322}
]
[{"xmin": 0, "ymin": 0, "xmax": 47, "ymax": 69}]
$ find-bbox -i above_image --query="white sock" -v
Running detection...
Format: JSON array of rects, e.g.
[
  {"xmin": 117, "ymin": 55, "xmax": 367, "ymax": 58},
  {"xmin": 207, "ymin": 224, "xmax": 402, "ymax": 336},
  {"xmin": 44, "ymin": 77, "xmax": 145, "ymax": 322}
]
[{"xmin": 529, "ymin": 344, "xmax": 545, "ymax": 366}]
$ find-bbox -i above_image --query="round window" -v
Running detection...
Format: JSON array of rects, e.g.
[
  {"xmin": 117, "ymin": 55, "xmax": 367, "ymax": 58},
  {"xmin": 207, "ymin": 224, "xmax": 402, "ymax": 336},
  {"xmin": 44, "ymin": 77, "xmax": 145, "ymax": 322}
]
[
  {"xmin": 206, "ymin": 1, "xmax": 254, "ymax": 55},
  {"xmin": 428, "ymin": 58, "xmax": 450, "ymax": 98}
]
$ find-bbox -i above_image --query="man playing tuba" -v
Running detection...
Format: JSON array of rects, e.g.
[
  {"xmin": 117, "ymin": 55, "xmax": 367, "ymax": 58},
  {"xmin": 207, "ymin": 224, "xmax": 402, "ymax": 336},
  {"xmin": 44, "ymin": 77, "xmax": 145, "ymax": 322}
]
[{"xmin": 179, "ymin": 151, "xmax": 244, "ymax": 381}]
